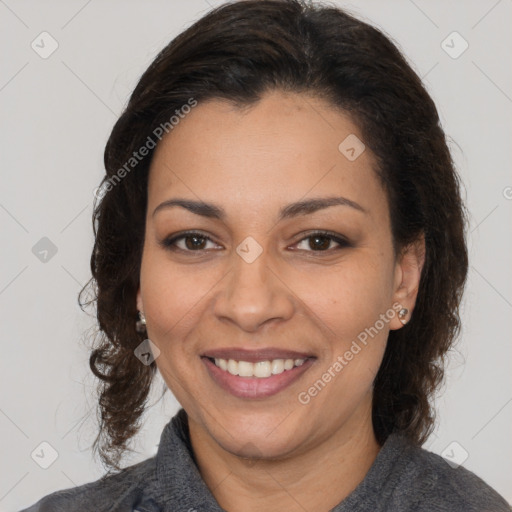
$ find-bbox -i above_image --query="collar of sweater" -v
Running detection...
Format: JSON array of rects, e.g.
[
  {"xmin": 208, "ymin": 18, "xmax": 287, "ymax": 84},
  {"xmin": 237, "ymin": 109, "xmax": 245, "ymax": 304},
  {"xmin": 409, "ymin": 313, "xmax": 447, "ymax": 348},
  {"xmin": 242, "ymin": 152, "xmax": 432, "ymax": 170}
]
[{"xmin": 147, "ymin": 409, "xmax": 412, "ymax": 512}]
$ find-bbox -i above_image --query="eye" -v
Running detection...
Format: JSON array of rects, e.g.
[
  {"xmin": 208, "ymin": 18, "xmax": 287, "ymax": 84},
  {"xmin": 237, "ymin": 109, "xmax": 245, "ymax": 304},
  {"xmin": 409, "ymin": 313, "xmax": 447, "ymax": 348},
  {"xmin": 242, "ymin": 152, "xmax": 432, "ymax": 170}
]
[
  {"xmin": 161, "ymin": 231, "xmax": 221, "ymax": 252},
  {"xmin": 160, "ymin": 230, "xmax": 350, "ymax": 254},
  {"xmin": 293, "ymin": 231, "xmax": 350, "ymax": 252}
]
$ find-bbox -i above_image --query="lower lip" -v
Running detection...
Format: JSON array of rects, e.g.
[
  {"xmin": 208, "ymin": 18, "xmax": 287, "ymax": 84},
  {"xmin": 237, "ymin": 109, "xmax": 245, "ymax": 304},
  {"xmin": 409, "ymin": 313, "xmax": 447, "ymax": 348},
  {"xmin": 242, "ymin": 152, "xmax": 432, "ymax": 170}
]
[{"xmin": 202, "ymin": 357, "xmax": 315, "ymax": 399}]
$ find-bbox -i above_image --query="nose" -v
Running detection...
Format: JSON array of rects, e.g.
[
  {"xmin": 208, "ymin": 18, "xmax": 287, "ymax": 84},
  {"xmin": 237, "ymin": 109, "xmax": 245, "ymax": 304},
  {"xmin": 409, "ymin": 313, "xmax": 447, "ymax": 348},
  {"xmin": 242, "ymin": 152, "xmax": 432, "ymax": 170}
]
[{"xmin": 212, "ymin": 245, "xmax": 295, "ymax": 333}]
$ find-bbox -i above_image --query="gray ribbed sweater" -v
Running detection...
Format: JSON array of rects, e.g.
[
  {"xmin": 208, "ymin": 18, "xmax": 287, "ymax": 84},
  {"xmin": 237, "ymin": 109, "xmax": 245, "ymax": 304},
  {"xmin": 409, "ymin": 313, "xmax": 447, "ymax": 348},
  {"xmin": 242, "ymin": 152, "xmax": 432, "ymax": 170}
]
[{"xmin": 21, "ymin": 408, "xmax": 511, "ymax": 512}]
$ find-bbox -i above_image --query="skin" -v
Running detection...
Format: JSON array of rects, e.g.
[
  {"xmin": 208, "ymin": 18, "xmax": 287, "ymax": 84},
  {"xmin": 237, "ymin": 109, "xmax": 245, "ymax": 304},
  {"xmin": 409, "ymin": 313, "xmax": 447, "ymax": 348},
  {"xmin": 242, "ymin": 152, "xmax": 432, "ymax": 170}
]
[{"xmin": 137, "ymin": 90, "xmax": 425, "ymax": 511}]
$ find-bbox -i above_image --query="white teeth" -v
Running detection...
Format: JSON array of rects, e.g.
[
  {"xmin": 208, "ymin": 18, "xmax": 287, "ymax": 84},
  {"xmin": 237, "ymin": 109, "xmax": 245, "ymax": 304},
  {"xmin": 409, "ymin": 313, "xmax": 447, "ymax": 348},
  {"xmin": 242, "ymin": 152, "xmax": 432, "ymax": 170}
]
[
  {"xmin": 271, "ymin": 359, "xmax": 284, "ymax": 375},
  {"xmin": 254, "ymin": 361, "xmax": 272, "ymax": 378},
  {"xmin": 238, "ymin": 361, "xmax": 254, "ymax": 377},
  {"xmin": 227, "ymin": 359, "xmax": 239, "ymax": 376},
  {"xmin": 284, "ymin": 359, "xmax": 294, "ymax": 370},
  {"xmin": 211, "ymin": 357, "xmax": 307, "ymax": 378}
]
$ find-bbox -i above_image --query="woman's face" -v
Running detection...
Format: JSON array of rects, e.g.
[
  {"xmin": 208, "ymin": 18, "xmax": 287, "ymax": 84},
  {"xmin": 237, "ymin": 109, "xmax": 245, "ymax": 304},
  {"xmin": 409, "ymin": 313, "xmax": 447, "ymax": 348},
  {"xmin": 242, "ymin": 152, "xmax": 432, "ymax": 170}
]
[{"xmin": 138, "ymin": 90, "xmax": 421, "ymax": 459}]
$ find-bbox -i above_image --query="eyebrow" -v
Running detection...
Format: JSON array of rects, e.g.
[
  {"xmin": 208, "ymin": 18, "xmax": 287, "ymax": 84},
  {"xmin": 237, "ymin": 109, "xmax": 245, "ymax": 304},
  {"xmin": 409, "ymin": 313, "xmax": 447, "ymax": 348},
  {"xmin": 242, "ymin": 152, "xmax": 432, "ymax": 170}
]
[{"xmin": 152, "ymin": 196, "xmax": 367, "ymax": 221}]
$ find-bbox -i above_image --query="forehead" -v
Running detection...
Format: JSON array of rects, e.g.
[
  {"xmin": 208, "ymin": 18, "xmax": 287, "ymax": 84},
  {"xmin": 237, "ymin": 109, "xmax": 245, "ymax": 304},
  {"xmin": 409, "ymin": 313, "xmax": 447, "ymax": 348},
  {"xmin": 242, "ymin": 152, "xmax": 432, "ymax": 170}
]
[{"xmin": 147, "ymin": 90, "xmax": 386, "ymax": 219}]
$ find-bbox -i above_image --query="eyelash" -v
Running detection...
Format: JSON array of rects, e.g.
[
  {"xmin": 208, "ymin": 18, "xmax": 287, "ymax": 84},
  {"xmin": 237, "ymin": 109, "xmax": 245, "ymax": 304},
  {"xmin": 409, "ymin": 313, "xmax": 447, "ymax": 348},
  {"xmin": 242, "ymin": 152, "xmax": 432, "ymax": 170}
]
[{"xmin": 160, "ymin": 230, "xmax": 351, "ymax": 255}]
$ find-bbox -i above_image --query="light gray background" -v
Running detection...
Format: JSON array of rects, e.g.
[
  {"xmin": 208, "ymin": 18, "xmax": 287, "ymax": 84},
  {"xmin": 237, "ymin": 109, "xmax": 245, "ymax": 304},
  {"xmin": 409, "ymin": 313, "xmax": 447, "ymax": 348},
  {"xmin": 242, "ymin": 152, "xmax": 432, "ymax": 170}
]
[{"xmin": 1, "ymin": 0, "xmax": 511, "ymax": 509}]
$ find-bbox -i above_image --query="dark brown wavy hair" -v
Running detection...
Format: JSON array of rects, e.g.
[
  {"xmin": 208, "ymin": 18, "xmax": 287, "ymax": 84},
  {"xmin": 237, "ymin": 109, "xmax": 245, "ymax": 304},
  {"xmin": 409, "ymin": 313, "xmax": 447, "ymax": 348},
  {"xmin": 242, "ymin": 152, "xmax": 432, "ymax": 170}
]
[{"xmin": 79, "ymin": 0, "xmax": 469, "ymax": 472}]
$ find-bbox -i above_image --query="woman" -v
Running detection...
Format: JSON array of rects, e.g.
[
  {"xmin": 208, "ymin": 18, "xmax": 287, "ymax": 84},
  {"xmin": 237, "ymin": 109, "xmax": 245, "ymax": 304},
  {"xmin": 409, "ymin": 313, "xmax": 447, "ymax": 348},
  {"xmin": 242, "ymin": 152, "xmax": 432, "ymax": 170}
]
[{"xmin": 22, "ymin": 0, "xmax": 511, "ymax": 510}]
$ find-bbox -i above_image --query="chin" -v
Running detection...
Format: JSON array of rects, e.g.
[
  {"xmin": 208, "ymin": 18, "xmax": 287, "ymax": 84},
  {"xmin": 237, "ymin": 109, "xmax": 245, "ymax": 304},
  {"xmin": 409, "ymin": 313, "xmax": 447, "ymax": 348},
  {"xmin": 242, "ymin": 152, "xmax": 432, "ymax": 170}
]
[
  {"xmin": 206, "ymin": 409, "xmax": 306, "ymax": 460},
  {"xmin": 220, "ymin": 431, "xmax": 301, "ymax": 461}
]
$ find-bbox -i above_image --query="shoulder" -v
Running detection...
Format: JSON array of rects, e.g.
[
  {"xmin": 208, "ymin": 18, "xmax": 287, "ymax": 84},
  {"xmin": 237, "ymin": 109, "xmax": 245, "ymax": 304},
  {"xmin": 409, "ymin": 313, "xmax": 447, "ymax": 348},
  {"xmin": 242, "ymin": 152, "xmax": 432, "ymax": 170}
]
[
  {"xmin": 389, "ymin": 436, "xmax": 511, "ymax": 511},
  {"xmin": 19, "ymin": 456, "xmax": 157, "ymax": 512}
]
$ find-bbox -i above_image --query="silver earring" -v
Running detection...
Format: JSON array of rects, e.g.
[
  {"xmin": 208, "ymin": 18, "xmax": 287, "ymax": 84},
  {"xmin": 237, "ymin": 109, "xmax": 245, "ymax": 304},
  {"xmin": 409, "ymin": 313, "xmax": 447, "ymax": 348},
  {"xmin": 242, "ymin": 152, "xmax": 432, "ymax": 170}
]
[
  {"xmin": 136, "ymin": 311, "xmax": 147, "ymax": 333},
  {"xmin": 398, "ymin": 308, "xmax": 409, "ymax": 326}
]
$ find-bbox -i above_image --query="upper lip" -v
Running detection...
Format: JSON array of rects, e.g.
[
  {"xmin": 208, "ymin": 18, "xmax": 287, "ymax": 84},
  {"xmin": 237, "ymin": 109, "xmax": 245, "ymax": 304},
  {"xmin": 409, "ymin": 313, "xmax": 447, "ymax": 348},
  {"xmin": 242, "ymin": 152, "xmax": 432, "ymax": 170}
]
[{"xmin": 201, "ymin": 347, "xmax": 315, "ymax": 363}]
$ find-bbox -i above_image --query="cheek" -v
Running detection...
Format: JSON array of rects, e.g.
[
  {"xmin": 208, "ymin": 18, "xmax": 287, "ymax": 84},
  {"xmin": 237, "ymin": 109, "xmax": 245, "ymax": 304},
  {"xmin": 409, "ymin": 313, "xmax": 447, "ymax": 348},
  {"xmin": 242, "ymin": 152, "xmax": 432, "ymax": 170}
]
[
  {"xmin": 139, "ymin": 252, "xmax": 210, "ymax": 405},
  {"xmin": 139, "ymin": 251, "xmax": 213, "ymax": 352},
  {"xmin": 293, "ymin": 255, "xmax": 393, "ymax": 342},
  {"xmin": 297, "ymin": 259, "xmax": 392, "ymax": 414}
]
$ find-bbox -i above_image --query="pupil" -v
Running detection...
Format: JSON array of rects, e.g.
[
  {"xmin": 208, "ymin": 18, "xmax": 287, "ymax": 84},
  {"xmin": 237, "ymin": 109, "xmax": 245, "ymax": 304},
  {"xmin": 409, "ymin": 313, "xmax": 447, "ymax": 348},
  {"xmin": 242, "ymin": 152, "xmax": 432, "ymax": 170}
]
[
  {"xmin": 310, "ymin": 236, "xmax": 329, "ymax": 250},
  {"xmin": 186, "ymin": 235, "xmax": 205, "ymax": 250}
]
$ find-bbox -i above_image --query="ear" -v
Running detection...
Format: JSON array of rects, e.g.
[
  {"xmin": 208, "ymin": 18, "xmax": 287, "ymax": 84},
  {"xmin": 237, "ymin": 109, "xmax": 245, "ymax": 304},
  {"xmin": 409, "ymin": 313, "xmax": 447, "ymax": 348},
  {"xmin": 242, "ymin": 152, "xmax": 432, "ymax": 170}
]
[
  {"xmin": 389, "ymin": 233, "xmax": 425, "ymax": 330},
  {"xmin": 136, "ymin": 287, "xmax": 143, "ymax": 313}
]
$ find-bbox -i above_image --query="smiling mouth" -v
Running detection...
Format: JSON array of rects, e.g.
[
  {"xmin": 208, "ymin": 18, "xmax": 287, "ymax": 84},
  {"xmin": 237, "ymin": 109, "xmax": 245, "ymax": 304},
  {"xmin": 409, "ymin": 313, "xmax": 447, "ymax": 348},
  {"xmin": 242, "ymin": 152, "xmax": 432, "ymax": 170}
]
[
  {"xmin": 205, "ymin": 356, "xmax": 310, "ymax": 379},
  {"xmin": 201, "ymin": 355, "xmax": 316, "ymax": 399}
]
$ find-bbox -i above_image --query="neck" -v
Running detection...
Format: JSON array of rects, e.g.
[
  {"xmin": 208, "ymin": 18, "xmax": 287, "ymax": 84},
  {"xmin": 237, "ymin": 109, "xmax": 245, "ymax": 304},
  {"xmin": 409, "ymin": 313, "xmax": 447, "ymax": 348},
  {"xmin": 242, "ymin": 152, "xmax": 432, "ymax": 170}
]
[{"xmin": 188, "ymin": 405, "xmax": 381, "ymax": 512}]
